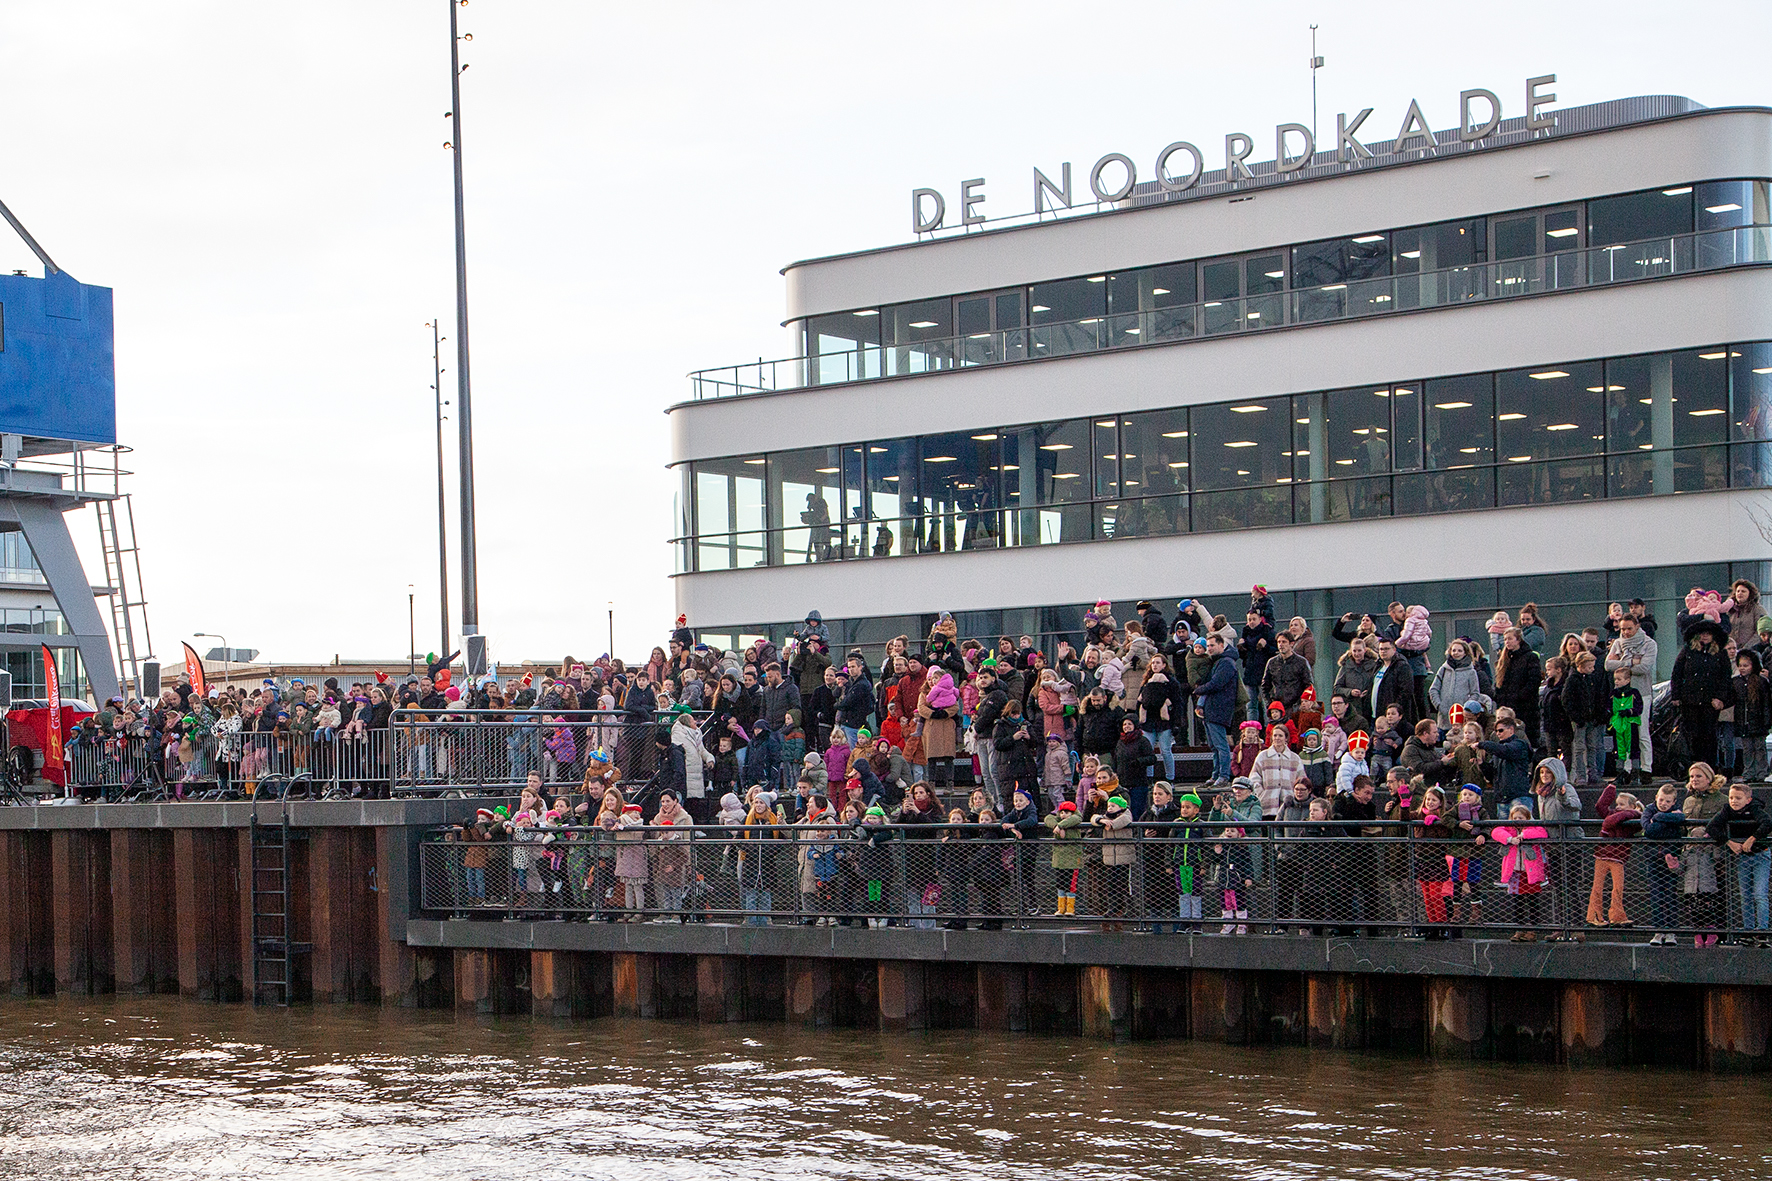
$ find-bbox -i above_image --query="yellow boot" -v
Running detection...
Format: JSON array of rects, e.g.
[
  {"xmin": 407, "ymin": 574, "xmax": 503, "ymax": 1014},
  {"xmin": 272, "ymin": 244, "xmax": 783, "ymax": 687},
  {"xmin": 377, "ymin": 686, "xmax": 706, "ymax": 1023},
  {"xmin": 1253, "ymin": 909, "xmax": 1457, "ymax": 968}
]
[{"xmin": 1063, "ymin": 895, "xmax": 1076, "ymax": 916}]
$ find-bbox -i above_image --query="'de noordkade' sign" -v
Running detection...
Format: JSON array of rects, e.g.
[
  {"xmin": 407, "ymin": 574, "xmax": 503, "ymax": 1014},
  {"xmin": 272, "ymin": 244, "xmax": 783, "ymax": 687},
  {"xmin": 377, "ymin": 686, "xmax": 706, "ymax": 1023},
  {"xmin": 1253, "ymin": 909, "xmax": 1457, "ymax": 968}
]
[{"xmin": 910, "ymin": 74, "xmax": 1561, "ymax": 234}]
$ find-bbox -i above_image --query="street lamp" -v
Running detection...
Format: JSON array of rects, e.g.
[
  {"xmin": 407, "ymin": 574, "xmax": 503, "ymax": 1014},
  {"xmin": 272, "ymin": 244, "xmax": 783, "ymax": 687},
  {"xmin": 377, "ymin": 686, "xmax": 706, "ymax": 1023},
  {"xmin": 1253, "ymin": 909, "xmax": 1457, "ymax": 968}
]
[
  {"xmin": 408, "ymin": 586, "xmax": 416, "ymax": 676},
  {"xmin": 607, "ymin": 601, "xmax": 614, "ymax": 660},
  {"xmin": 193, "ymin": 632, "xmax": 227, "ymax": 688}
]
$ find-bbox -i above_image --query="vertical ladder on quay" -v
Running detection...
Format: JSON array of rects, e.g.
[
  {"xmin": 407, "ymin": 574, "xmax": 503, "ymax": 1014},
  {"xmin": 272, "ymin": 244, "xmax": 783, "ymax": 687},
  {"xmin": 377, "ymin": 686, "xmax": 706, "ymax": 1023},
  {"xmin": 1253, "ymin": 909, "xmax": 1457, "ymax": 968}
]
[
  {"xmin": 95, "ymin": 493, "xmax": 152, "ymax": 694},
  {"xmin": 250, "ymin": 803, "xmax": 310, "ymax": 1006}
]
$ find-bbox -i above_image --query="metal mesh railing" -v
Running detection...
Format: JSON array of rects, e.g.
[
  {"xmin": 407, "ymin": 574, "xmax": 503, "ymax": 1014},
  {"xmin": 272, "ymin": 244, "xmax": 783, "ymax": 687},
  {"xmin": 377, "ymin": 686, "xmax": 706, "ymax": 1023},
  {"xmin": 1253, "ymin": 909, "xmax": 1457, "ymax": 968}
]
[
  {"xmin": 62, "ymin": 729, "xmax": 393, "ymax": 801},
  {"xmin": 416, "ymin": 820, "xmax": 1772, "ymax": 942}
]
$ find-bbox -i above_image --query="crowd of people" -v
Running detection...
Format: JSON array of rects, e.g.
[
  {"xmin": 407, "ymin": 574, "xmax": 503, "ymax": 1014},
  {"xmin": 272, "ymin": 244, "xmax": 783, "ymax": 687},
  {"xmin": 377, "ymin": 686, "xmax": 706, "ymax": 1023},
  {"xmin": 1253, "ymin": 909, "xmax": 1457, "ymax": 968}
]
[{"xmin": 433, "ymin": 584, "xmax": 1772, "ymax": 944}]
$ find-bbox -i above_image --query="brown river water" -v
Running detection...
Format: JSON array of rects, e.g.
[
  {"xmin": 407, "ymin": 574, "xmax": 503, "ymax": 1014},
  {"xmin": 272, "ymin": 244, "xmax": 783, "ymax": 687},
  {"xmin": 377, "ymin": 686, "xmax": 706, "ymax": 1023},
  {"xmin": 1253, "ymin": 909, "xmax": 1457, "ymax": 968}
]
[{"xmin": 0, "ymin": 997, "xmax": 1764, "ymax": 1180}]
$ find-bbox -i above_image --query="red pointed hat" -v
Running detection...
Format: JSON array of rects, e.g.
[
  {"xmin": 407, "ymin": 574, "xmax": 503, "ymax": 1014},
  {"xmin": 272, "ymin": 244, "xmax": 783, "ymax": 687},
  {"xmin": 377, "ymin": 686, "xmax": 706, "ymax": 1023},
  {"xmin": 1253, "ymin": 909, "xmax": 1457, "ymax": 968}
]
[
  {"xmin": 1346, "ymin": 729, "xmax": 1371, "ymax": 754},
  {"xmin": 1448, "ymin": 703, "xmax": 1466, "ymax": 726}
]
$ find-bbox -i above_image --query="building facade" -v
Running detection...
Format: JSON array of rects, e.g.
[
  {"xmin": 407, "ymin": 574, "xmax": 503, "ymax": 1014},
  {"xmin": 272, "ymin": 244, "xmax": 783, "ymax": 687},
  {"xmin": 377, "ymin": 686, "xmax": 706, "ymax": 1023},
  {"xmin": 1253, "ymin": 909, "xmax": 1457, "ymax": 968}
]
[{"xmin": 668, "ymin": 96, "xmax": 1772, "ymax": 680}]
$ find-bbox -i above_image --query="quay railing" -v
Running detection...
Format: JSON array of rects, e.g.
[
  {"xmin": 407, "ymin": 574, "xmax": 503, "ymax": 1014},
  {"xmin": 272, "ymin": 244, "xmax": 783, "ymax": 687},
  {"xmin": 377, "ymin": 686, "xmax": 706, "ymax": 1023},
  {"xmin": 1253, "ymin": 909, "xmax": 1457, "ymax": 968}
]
[{"xmin": 417, "ymin": 818, "xmax": 1772, "ymax": 944}]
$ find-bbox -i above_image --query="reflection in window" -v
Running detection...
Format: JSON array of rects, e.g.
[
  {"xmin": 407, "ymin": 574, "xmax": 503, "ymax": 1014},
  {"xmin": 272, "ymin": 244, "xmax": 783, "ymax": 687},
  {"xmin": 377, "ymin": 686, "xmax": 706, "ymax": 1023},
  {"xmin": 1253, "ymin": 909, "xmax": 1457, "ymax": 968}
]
[
  {"xmin": 1609, "ymin": 349, "xmax": 1731, "ymax": 496},
  {"xmin": 1115, "ymin": 409, "xmax": 1190, "ymax": 538},
  {"xmin": 1001, "ymin": 420, "xmax": 1092, "ymax": 545},
  {"xmin": 1396, "ymin": 373, "xmax": 1494, "ymax": 515},
  {"xmin": 1294, "ymin": 386, "xmax": 1394, "ymax": 522},
  {"xmin": 1588, "ymin": 188, "xmax": 1693, "ymax": 247},
  {"xmin": 1733, "ymin": 344, "xmax": 1772, "ymax": 488},
  {"xmin": 1292, "ymin": 234, "xmax": 1391, "ymax": 322}
]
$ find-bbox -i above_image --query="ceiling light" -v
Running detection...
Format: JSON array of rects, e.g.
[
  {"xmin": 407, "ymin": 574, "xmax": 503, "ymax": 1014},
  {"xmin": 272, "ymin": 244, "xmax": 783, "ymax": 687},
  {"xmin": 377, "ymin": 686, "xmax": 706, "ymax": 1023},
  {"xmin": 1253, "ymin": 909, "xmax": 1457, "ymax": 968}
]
[
  {"xmin": 1699, "ymin": 351, "xmax": 1741, "ymax": 359},
  {"xmin": 1296, "ymin": 417, "xmax": 1311, "ymax": 424},
  {"xmin": 882, "ymin": 475, "xmax": 898, "ymax": 481},
  {"xmin": 1498, "ymin": 412, "xmax": 1526, "ymax": 421},
  {"xmin": 1030, "ymin": 305, "xmax": 1051, "ymax": 313},
  {"xmin": 1101, "ymin": 454, "xmax": 1117, "ymax": 460},
  {"xmin": 813, "ymin": 467, "xmax": 839, "ymax": 474},
  {"xmin": 1755, "ymin": 368, "xmax": 1772, "ymax": 375},
  {"xmin": 1167, "ymin": 462, "xmax": 1188, "ymax": 468},
  {"xmin": 1281, "ymin": 451, "xmax": 1292, "ymax": 457},
  {"xmin": 1662, "ymin": 186, "xmax": 1693, "ymax": 195},
  {"xmin": 1203, "ymin": 301, "xmax": 1222, "ymax": 308},
  {"xmin": 1639, "ymin": 398, "xmax": 1653, "ymax": 405},
  {"xmin": 1078, "ymin": 318, "xmax": 1101, "ymax": 325},
  {"xmin": 1352, "ymin": 234, "xmax": 1385, "ymax": 244},
  {"xmin": 1001, "ymin": 464, "xmax": 1019, "ymax": 471},
  {"xmin": 970, "ymin": 433, "xmax": 999, "ymax": 441},
  {"xmin": 1459, "ymin": 447, "xmax": 1480, "ymax": 454},
  {"xmin": 1231, "ymin": 405, "xmax": 1268, "ymax": 413},
  {"xmin": 1335, "ymin": 458, "xmax": 1355, "ymax": 465},
  {"xmin": 1151, "ymin": 287, "xmax": 1170, "ymax": 295},
  {"xmin": 1161, "ymin": 430, "xmax": 1189, "ymax": 438},
  {"xmin": 1264, "ymin": 270, "xmax": 1285, "ymax": 278},
  {"xmin": 1320, "ymin": 284, "xmax": 1347, "ymax": 291},
  {"xmin": 1546, "ymin": 423, "xmax": 1577, "ymax": 431},
  {"xmin": 1546, "ymin": 227, "xmax": 1579, "ymax": 238},
  {"xmin": 1705, "ymin": 203, "xmax": 1743, "ymax": 213},
  {"xmin": 1529, "ymin": 370, "xmax": 1569, "ymax": 380},
  {"xmin": 1400, "ymin": 250, "xmax": 1422, "ymax": 259},
  {"xmin": 1039, "ymin": 443, "xmax": 1072, "ymax": 451},
  {"xmin": 1508, "ymin": 455, "xmax": 1533, "ymax": 462},
  {"xmin": 1124, "ymin": 327, "xmax": 1141, "ymax": 335},
  {"xmin": 869, "ymin": 447, "xmax": 887, "ymax": 453},
  {"xmin": 1247, "ymin": 312, "xmax": 1262, "ymax": 319},
  {"xmin": 924, "ymin": 456, "xmax": 957, "ymax": 463},
  {"xmin": 1235, "ymin": 470, "xmax": 1250, "ymax": 476},
  {"xmin": 1276, "ymin": 476, "xmax": 1293, "ymax": 483},
  {"xmin": 1086, "ymin": 276, "xmax": 1105, "ymax": 283},
  {"xmin": 1690, "ymin": 408, "xmax": 1726, "ymax": 416},
  {"xmin": 968, "ymin": 333, "xmax": 990, "ymax": 339},
  {"xmin": 743, "ymin": 458, "xmax": 765, "ymax": 465},
  {"xmin": 1096, "ymin": 420, "xmax": 1116, "ymax": 427},
  {"xmin": 1435, "ymin": 401, "xmax": 1473, "ymax": 410},
  {"xmin": 1225, "ymin": 441, "xmax": 1258, "ymax": 448},
  {"xmin": 1586, "ymin": 386, "xmax": 1605, "ymax": 393},
  {"xmin": 1294, "ymin": 449, "xmax": 1310, "ymax": 456},
  {"xmin": 1639, "ymin": 444, "xmax": 1653, "ymax": 449},
  {"xmin": 1608, "ymin": 385, "xmax": 1625, "ymax": 391},
  {"xmin": 908, "ymin": 320, "xmax": 938, "ymax": 329},
  {"xmin": 1053, "ymin": 472, "xmax": 1079, "ymax": 479}
]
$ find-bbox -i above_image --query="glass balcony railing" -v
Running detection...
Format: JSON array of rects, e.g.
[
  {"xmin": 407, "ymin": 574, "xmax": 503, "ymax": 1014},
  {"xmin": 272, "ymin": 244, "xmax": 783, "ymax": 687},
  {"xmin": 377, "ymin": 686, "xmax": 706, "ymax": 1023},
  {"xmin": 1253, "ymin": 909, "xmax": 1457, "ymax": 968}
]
[{"xmin": 685, "ymin": 227, "xmax": 1772, "ymax": 402}]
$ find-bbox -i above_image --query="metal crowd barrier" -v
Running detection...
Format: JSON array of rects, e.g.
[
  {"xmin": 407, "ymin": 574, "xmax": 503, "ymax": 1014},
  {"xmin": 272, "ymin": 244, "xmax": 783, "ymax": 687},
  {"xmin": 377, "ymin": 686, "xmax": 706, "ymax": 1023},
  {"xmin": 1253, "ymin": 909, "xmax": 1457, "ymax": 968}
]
[
  {"xmin": 62, "ymin": 728, "xmax": 393, "ymax": 801},
  {"xmin": 390, "ymin": 710, "xmax": 704, "ymax": 799},
  {"xmin": 416, "ymin": 819, "xmax": 1772, "ymax": 942}
]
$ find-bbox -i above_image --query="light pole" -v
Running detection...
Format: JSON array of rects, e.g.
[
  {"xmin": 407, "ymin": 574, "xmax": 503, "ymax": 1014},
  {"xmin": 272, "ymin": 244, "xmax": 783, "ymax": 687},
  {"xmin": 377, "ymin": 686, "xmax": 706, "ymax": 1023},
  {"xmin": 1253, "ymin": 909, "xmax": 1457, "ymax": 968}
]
[
  {"xmin": 193, "ymin": 632, "xmax": 227, "ymax": 689},
  {"xmin": 607, "ymin": 601, "xmax": 614, "ymax": 661},
  {"xmin": 408, "ymin": 586, "xmax": 416, "ymax": 677},
  {"xmin": 426, "ymin": 319, "xmax": 450, "ymax": 660},
  {"xmin": 445, "ymin": 0, "xmax": 484, "ymax": 676}
]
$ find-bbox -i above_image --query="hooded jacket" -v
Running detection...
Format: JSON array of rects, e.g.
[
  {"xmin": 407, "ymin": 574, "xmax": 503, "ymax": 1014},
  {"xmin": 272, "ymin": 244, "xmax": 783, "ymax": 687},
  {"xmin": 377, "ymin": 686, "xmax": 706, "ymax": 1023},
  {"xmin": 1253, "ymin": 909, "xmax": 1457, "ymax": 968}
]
[
  {"xmin": 1429, "ymin": 657, "xmax": 1482, "ymax": 726},
  {"xmin": 1605, "ymin": 630, "xmax": 1659, "ymax": 702}
]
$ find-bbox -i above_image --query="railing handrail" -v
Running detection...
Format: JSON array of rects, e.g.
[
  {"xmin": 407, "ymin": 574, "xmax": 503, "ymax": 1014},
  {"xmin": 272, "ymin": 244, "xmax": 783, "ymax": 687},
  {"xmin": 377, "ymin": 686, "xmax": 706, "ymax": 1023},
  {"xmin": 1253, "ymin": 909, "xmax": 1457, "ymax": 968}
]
[{"xmin": 684, "ymin": 224, "xmax": 1770, "ymax": 401}]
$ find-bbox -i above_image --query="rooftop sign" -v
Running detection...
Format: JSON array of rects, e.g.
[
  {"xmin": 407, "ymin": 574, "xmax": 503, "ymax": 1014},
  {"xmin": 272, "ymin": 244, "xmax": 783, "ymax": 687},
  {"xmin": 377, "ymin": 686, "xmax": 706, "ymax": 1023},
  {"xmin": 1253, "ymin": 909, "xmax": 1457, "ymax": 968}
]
[{"xmin": 910, "ymin": 74, "xmax": 1560, "ymax": 235}]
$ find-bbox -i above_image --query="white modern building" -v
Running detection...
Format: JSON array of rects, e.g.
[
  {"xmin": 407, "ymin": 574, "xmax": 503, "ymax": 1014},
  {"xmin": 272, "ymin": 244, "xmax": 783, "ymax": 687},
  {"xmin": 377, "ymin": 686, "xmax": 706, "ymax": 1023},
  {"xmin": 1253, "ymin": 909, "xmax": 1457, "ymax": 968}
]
[{"xmin": 668, "ymin": 91, "xmax": 1772, "ymax": 679}]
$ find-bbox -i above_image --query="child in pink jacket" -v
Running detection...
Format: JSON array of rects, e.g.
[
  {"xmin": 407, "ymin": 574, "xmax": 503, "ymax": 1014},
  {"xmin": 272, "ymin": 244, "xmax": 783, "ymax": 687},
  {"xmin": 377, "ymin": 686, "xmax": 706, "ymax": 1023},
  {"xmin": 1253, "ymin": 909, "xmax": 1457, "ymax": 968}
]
[{"xmin": 1493, "ymin": 803, "xmax": 1549, "ymax": 939}]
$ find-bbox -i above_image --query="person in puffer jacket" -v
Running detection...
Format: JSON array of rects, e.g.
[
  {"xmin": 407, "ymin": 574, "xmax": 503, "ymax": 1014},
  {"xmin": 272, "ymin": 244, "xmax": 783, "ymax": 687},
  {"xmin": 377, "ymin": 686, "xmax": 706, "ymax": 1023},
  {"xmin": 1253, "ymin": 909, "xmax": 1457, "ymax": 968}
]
[{"xmin": 1397, "ymin": 604, "xmax": 1434, "ymax": 719}]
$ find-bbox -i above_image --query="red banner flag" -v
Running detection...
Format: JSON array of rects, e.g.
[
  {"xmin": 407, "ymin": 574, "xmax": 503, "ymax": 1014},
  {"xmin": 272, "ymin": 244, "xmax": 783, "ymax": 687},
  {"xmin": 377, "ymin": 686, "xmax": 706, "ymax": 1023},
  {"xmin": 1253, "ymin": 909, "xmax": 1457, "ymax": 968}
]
[
  {"xmin": 40, "ymin": 644, "xmax": 61, "ymax": 775},
  {"xmin": 183, "ymin": 642, "xmax": 207, "ymax": 697}
]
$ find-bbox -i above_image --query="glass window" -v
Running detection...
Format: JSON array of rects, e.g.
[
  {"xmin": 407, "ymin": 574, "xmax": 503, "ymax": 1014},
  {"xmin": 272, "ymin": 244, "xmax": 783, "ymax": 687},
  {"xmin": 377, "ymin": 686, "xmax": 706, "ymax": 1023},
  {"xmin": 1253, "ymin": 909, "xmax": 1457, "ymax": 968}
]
[
  {"xmin": 1734, "ymin": 343, "xmax": 1772, "ymax": 466},
  {"xmin": 1395, "ymin": 373, "xmax": 1494, "ymax": 514},
  {"xmin": 1393, "ymin": 219, "xmax": 1487, "ymax": 308},
  {"xmin": 919, "ymin": 431, "xmax": 1002, "ymax": 553},
  {"xmin": 886, "ymin": 299, "xmax": 953, "ymax": 376},
  {"xmin": 1191, "ymin": 397, "xmax": 1291, "ymax": 531},
  {"xmin": 1696, "ymin": 181, "xmax": 1767, "ymax": 231},
  {"xmin": 1587, "ymin": 187, "xmax": 1693, "ymax": 247},
  {"xmin": 1496, "ymin": 361, "xmax": 1603, "ymax": 506},
  {"xmin": 693, "ymin": 456, "xmax": 765, "ymax": 538},
  {"xmin": 1292, "ymin": 387, "xmax": 1393, "ymax": 522},
  {"xmin": 864, "ymin": 438, "xmax": 919, "ymax": 556},
  {"xmin": 1391, "ymin": 384, "xmax": 1423, "ymax": 471},
  {"xmin": 1604, "ymin": 347, "xmax": 1730, "ymax": 496},
  {"xmin": 1000, "ymin": 420, "xmax": 1092, "ymax": 545},
  {"xmin": 1029, "ymin": 277, "xmax": 1106, "ymax": 358},
  {"xmin": 1292, "ymin": 234, "xmax": 1392, "ymax": 323},
  {"xmin": 768, "ymin": 447, "xmax": 844, "ymax": 565},
  {"xmin": 1114, "ymin": 408, "xmax": 1189, "ymax": 539},
  {"xmin": 804, "ymin": 309, "xmax": 881, "ymax": 385}
]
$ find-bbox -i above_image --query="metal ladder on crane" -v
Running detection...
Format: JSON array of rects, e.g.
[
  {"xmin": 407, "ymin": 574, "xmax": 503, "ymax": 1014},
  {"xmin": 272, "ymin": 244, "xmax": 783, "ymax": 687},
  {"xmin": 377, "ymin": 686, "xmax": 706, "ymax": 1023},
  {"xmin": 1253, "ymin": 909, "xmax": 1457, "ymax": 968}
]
[
  {"xmin": 250, "ymin": 802, "xmax": 311, "ymax": 1006},
  {"xmin": 95, "ymin": 493, "xmax": 152, "ymax": 695}
]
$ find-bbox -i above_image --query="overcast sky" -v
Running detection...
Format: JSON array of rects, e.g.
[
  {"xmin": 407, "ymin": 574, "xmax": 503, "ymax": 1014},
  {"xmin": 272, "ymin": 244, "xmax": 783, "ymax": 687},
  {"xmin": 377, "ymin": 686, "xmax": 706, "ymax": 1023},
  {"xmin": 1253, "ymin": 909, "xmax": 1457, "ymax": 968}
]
[{"xmin": 4, "ymin": 1, "xmax": 1770, "ymax": 670}]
